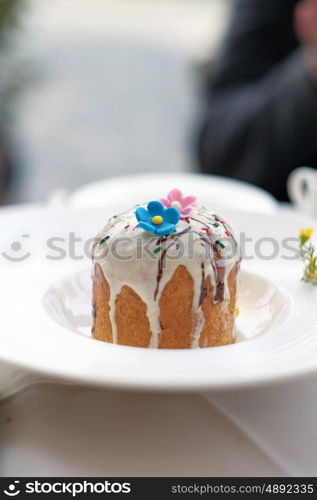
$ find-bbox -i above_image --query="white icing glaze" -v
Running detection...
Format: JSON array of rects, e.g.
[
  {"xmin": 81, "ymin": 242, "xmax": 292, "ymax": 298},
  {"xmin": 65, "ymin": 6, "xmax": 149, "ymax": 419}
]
[
  {"xmin": 93, "ymin": 205, "xmax": 240, "ymax": 348},
  {"xmin": 191, "ymin": 309, "xmax": 205, "ymax": 349}
]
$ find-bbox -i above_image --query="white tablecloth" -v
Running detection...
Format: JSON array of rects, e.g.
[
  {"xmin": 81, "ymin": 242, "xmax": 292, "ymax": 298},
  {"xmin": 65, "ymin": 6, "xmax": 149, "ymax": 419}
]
[
  {"xmin": 1, "ymin": 360, "xmax": 316, "ymax": 476},
  {"xmin": 1, "ymin": 380, "xmax": 283, "ymax": 477}
]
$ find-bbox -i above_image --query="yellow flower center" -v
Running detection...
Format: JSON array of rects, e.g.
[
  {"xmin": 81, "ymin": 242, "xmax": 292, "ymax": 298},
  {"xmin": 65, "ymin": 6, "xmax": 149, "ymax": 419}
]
[{"xmin": 152, "ymin": 215, "xmax": 163, "ymax": 225}]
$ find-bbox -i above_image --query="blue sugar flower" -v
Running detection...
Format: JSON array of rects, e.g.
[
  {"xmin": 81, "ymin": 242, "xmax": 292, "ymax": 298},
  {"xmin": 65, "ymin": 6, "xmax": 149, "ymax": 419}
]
[{"xmin": 136, "ymin": 200, "xmax": 180, "ymax": 236}]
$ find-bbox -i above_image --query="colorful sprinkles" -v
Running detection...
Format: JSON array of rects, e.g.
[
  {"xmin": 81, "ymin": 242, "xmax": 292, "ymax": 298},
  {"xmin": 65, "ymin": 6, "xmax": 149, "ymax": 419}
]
[
  {"xmin": 100, "ymin": 235, "xmax": 110, "ymax": 245},
  {"xmin": 216, "ymin": 240, "xmax": 225, "ymax": 249},
  {"xmin": 153, "ymin": 246, "xmax": 162, "ymax": 254}
]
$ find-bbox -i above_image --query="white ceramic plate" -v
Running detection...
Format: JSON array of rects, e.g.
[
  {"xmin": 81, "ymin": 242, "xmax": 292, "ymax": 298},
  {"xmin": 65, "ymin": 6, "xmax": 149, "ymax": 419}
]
[
  {"xmin": 69, "ymin": 172, "xmax": 277, "ymax": 214},
  {"xmin": 1, "ymin": 204, "xmax": 317, "ymax": 391}
]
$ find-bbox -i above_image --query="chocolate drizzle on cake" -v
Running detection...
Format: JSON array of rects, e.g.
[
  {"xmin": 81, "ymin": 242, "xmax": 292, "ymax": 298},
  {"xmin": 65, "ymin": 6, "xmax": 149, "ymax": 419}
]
[
  {"xmin": 199, "ymin": 262, "xmax": 207, "ymax": 306},
  {"xmin": 92, "ymin": 205, "xmax": 240, "ymax": 348},
  {"xmin": 214, "ymin": 266, "xmax": 225, "ymax": 303},
  {"xmin": 152, "ymin": 216, "xmax": 235, "ymax": 304},
  {"xmin": 154, "ymin": 227, "xmax": 191, "ymax": 300}
]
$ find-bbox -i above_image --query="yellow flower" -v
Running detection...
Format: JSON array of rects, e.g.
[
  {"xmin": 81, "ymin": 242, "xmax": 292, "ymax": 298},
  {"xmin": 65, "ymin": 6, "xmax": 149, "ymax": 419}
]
[{"xmin": 300, "ymin": 227, "xmax": 314, "ymax": 242}]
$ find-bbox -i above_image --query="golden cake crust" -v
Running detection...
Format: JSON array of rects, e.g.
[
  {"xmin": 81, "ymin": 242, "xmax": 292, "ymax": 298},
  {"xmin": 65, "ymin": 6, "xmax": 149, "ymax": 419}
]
[{"xmin": 93, "ymin": 262, "xmax": 237, "ymax": 349}]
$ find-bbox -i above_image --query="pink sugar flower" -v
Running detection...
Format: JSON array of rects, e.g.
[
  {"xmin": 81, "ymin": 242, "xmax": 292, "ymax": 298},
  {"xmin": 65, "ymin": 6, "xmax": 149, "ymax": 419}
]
[{"xmin": 159, "ymin": 188, "xmax": 196, "ymax": 217}]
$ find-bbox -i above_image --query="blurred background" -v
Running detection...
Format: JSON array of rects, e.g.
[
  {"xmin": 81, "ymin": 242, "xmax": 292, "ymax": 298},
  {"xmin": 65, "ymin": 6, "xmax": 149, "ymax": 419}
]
[{"xmin": 0, "ymin": 0, "xmax": 231, "ymax": 204}]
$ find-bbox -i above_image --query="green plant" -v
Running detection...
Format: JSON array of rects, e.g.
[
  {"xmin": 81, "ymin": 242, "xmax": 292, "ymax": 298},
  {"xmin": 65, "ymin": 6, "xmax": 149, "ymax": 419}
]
[
  {"xmin": 0, "ymin": 0, "xmax": 27, "ymax": 121},
  {"xmin": 299, "ymin": 228, "xmax": 317, "ymax": 285},
  {"xmin": 0, "ymin": 0, "xmax": 24, "ymax": 39}
]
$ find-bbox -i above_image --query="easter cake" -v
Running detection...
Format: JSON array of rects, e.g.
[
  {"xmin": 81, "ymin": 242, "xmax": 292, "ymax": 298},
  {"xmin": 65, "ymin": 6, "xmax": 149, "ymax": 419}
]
[{"xmin": 92, "ymin": 189, "xmax": 240, "ymax": 349}]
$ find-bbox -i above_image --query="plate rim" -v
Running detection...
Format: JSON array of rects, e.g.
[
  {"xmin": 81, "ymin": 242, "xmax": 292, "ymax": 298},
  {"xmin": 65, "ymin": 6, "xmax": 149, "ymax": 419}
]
[{"xmin": 1, "ymin": 204, "xmax": 317, "ymax": 392}]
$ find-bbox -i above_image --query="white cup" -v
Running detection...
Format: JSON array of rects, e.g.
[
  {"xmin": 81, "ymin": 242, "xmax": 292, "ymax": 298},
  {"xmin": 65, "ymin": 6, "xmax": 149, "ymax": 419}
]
[{"xmin": 287, "ymin": 167, "xmax": 317, "ymax": 217}]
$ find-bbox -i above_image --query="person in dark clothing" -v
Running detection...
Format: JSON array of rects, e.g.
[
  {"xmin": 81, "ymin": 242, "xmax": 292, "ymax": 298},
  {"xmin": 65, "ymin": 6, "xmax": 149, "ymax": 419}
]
[
  {"xmin": 0, "ymin": 130, "xmax": 13, "ymax": 204},
  {"xmin": 197, "ymin": 0, "xmax": 317, "ymax": 200}
]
